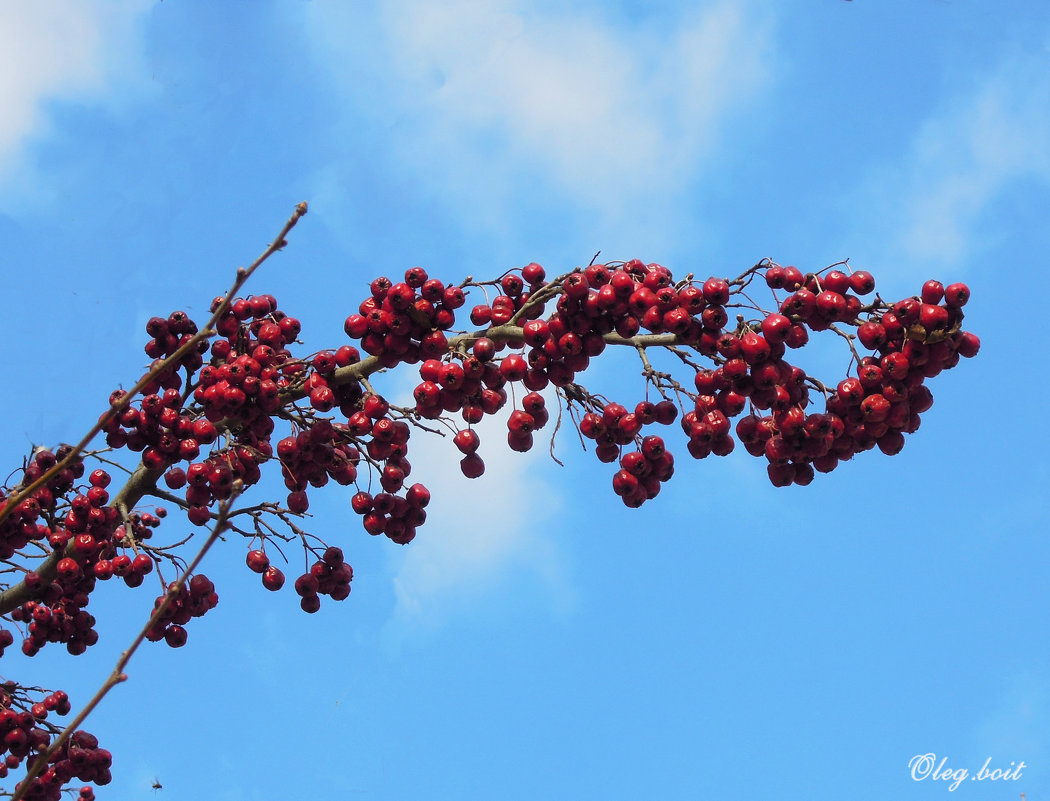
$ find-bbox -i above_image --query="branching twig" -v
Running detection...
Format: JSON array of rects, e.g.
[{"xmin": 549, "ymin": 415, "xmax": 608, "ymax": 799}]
[
  {"xmin": 0, "ymin": 203, "xmax": 308, "ymax": 529},
  {"xmin": 8, "ymin": 486, "xmax": 242, "ymax": 801}
]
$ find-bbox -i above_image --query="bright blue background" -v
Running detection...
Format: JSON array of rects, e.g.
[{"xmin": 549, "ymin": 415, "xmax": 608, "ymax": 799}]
[{"xmin": 1, "ymin": 2, "xmax": 1047, "ymax": 799}]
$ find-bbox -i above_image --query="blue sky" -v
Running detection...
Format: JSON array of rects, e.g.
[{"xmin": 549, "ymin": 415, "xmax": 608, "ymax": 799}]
[{"xmin": 1, "ymin": 1, "xmax": 1048, "ymax": 799}]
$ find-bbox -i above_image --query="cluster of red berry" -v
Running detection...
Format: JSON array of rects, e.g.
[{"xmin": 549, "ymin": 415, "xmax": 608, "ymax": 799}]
[
  {"xmin": 0, "ymin": 447, "xmax": 82, "ymax": 560},
  {"xmin": 144, "ymin": 574, "xmax": 219, "ymax": 648},
  {"xmin": 0, "ymin": 682, "xmax": 106, "ymax": 799},
  {"xmin": 0, "ymin": 249, "xmax": 978, "ymax": 800}
]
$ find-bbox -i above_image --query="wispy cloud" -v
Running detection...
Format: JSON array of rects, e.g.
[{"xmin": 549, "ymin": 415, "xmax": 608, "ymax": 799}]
[
  {"xmin": 850, "ymin": 43, "xmax": 1050, "ymax": 273},
  {"xmin": 301, "ymin": 1, "xmax": 773, "ymax": 625},
  {"xmin": 381, "ymin": 376, "xmax": 571, "ymax": 630},
  {"xmin": 303, "ymin": 0, "xmax": 773, "ymax": 237},
  {"xmin": 0, "ymin": 0, "xmax": 151, "ymax": 188}
]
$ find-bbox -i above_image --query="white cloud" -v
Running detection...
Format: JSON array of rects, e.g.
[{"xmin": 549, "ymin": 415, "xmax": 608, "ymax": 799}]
[
  {"xmin": 0, "ymin": 0, "xmax": 151, "ymax": 185},
  {"xmin": 852, "ymin": 45, "xmax": 1050, "ymax": 271},
  {"xmin": 299, "ymin": 0, "xmax": 775, "ymax": 624},
  {"xmin": 304, "ymin": 0, "xmax": 772, "ymax": 230},
  {"xmin": 381, "ymin": 374, "xmax": 572, "ymax": 629}
]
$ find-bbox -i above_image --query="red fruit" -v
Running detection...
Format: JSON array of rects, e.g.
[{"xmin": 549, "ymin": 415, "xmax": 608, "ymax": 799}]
[
  {"xmin": 363, "ymin": 394, "xmax": 389, "ymax": 419},
  {"xmin": 857, "ymin": 321, "xmax": 887, "ymax": 350},
  {"xmin": 815, "ymin": 291, "xmax": 847, "ymax": 321},
  {"xmin": 133, "ymin": 553, "xmax": 154, "ymax": 575},
  {"xmin": 262, "ymin": 567, "xmax": 285, "ymax": 591},
  {"xmin": 460, "ymin": 453, "xmax": 485, "ymax": 478},
  {"xmin": 822, "ymin": 270, "xmax": 851, "ymax": 295},
  {"xmin": 112, "ymin": 554, "xmax": 133, "ymax": 577},
  {"xmin": 956, "ymin": 331, "xmax": 980, "ymax": 357},
  {"xmin": 616, "ymin": 413, "xmax": 642, "ymax": 438},
  {"xmin": 522, "ymin": 262, "xmax": 545, "ymax": 284},
  {"xmin": 918, "ymin": 303, "xmax": 949, "ymax": 332},
  {"xmin": 760, "ymin": 313, "xmax": 791, "ymax": 345},
  {"xmin": 860, "ymin": 393, "xmax": 890, "ymax": 422},
  {"xmin": 620, "ymin": 451, "xmax": 650, "ymax": 478},
  {"xmin": 500, "ymin": 274, "xmax": 524, "ymax": 297},
  {"xmin": 702, "ymin": 277, "xmax": 730, "ymax": 305},
  {"xmin": 88, "ymin": 469, "xmax": 111, "ymax": 488},
  {"xmin": 641, "ymin": 435, "xmax": 665, "ymax": 460},
  {"xmin": 508, "ymin": 409, "xmax": 536, "ymax": 433},
  {"xmin": 452, "ymin": 429, "xmax": 481, "ymax": 454},
  {"xmin": 419, "ymin": 359, "xmax": 443, "ymax": 383},
  {"xmin": 634, "ymin": 401, "xmax": 657, "ymax": 424},
  {"xmin": 562, "ymin": 273, "xmax": 590, "ymax": 300},
  {"xmin": 781, "ymin": 266, "xmax": 804, "ymax": 290},
  {"xmin": 351, "ymin": 492, "xmax": 373, "ymax": 515},
  {"xmin": 920, "ymin": 280, "xmax": 944, "ymax": 305},
  {"xmin": 310, "ymin": 386, "xmax": 335, "ymax": 412},
  {"xmin": 781, "ymin": 289, "xmax": 816, "ymax": 319},
  {"xmin": 165, "ymin": 625, "xmax": 188, "ymax": 648},
  {"xmin": 612, "ymin": 469, "xmax": 639, "ymax": 497},
  {"xmin": 442, "ymin": 285, "xmax": 466, "ymax": 309},
  {"xmin": 57, "ymin": 558, "xmax": 81, "ymax": 581},
  {"xmin": 881, "ymin": 351, "xmax": 910, "ymax": 381},
  {"xmin": 585, "ymin": 263, "xmax": 612, "ymax": 287},
  {"xmin": 164, "ymin": 467, "xmax": 187, "ymax": 490},
  {"xmin": 507, "ymin": 430, "xmax": 534, "ymax": 452},
  {"xmin": 944, "ymin": 282, "xmax": 970, "ymax": 307},
  {"xmin": 413, "ymin": 381, "xmax": 441, "ymax": 407},
  {"xmin": 246, "ymin": 549, "xmax": 270, "ymax": 573},
  {"xmin": 784, "ymin": 323, "xmax": 809, "ymax": 349},
  {"xmin": 836, "ymin": 377, "xmax": 864, "ymax": 404},
  {"xmin": 850, "ymin": 271, "xmax": 875, "ymax": 295},
  {"xmin": 764, "ymin": 265, "xmax": 785, "ymax": 288},
  {"xmin": 792, "ymin": 463, "xmax": 815, "ymax": 486},
  {"xmin": 522, "ymin": 320, "xmax": 550, "ymax": 347},
  {"xmin": 499, "ymin": 354, "xmax": 528, "ymax": 382},
  {"xmin": 287, "ymin": 491, "xmax": 309, "ymax": 513},
  {"xmin": 893, "ymin": 298, "xmax": 921, "ymax": 325},
  {"xmin": 877, "ymin": 431, "xmax": 906, "ymax": 455},
  {"xmin": 739, "ymin": 332, "xmax": 771, "ymax": 365},
  {"xmin": 406, "ymin": 483, "xmax": 431, "ymax": 508},
  {"xmin": 193, "ymin": 419, "xmax": 218, "ymax": 444},
  {"xmin": 766, "ymin": 463, "xmax": 796, "ymax": 487}
]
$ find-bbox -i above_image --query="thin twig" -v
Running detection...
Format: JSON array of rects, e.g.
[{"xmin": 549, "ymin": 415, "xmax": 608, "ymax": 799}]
[
  {"xmin": 9, "ymin": 487, "xmax": 241, "ymax": 801},
  {"xmin": 0, "ymin": 203, "xmax": 308, "ymax": 529}
]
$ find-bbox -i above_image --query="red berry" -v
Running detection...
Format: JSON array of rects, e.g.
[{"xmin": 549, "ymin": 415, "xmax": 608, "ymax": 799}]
[
  {"xmin": 920, "ymin": 280, "xmax": 944, "ymax": 305},
  {"xmin": 262, "ymin": 567, "xmax": 285, "ymax": 591},
  {"xmin": 453, "ymin": 429, "xmax": 481, "ymax": 454},
  {"xmin": 849, "ymin": 271, "xmax": 875, "ymax": 294},
  {"xmin": 287, "ymin": 490, "xmax": 309, "ymax": 514},
  {"xmin": 956, "ymin": 331, "xmax": 980, "ymax": 357},
  {"xmin": 460, "ymin": 453, "xmax": 485, "ymax": 478},
  {"xmin": 822, "ymin": 270, "xmax": 851, "ymax": 295},
  {"xmin": 760, "ymin": 314, "xmax": 791, "ymax": 345},
  {"xmin": 132, "ymin": 554, "xmax": 154, "ymax": 575},
  {"xmin": 406, "ymin": 483, "xmax": 431, "ymax": 508},
  {"xmin": 944, "ymin": 282, "xmax": 970, "ymax": 307},
  {"xmin": 522, "ymin": 262, "xmax": 545, "ymax": 284},
  {"xmin": 702, "ymin": 277, "xmax": 730, "ymax": 305},
  {"xmin": 739, "ymin": 332, "xmax": 771, "ymax": 365},
  {"xmin": 164, "ymin": 625, "xmax": 188, "ymax": 648},
  {"xmin": 473, "ymin": 337, "xmax": 496, "ymax": 361},
  {"xmin": 246, "ymin": 550, "xmax": 269, "ymax": 573}
]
